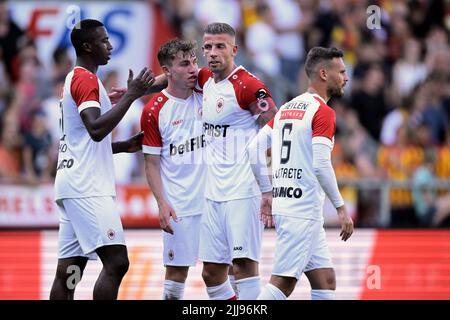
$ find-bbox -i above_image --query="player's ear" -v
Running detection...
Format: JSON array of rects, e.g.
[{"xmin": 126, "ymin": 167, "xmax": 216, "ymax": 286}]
[
  {"xmin": 232, "ymin": 44, "xmax": 238, "ymax": 57},
  {"xmin": 82, "ymin": 42, "xmax": 92, "ymax": 53},
  {"xmin": 162, "ymin": 65, "xmax": 170, "ymax": 76},
  {"xmin": 318, "ymin": 68, "xmax": 327, "ymax": 81}
]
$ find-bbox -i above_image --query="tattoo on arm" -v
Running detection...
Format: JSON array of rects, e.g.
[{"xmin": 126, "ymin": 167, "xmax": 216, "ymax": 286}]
[{"xmin": 248, "ymin": 97, "xmax": 277, "ymax": 127}]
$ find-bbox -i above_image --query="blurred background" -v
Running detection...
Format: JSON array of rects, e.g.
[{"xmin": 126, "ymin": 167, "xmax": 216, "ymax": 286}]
[{"xmin": 0, "ymin": 0, "xmax": 450, "ymax": 300}]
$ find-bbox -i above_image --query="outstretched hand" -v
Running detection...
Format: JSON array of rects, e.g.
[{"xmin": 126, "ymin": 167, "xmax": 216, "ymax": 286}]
[{"xmin": 126, "ymin": 67, "xmax": 155, "ymax": 99}]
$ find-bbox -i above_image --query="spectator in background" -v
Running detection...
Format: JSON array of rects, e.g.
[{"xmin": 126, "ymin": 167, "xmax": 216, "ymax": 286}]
[
  {"xmin": 412, "ymin": 151, "xmax": 450, "ymax": 227},
  {"xmin": 194, "ymin": 0, "xmax": 242, "ymax": 31},
  {"xmin": 22, "ymin": 109, "xmax": 53, "ymax": 185},
  {"xmin": 378, "ymin": 124, "xmax": 424, "ymax": 226},
  {"xmin": 267, "ymin": 0, "xmax": 310, "ymax": 85},
  {"xmin": 41, "ymin": 76, "xmax": 65, "ymax": 174},
  {"xmin": 409, "ymin": 75, "xmax": 448, "ymax": 145},
  {"xmin": 351, "ymin": 64, "xmax": 388, "ymax": 141},
  {"xmin": 436, "ymin": 129, "xmax": 450, "ymax": 180},
  {"xmin": 15, "ymin": 58, "xmax": 43, "ymax": 132},
  {"xmin": 0, "ymin": 115, "xmax": 22, "ymax": 183},
  {"xmin": 52, "ymin": 47, "xmax": 73, "ymax": 82},
  {"xmin": 392, "ymin": 39, "xmax": 427, "ymax": 101},
  {"xmin": 385, "ymin": 2, "xmax": 411, "ymax": 64},
  {"xmin": 380, "ymin": 96, "xmax": 414, "ymax": 146},
  {"xmin": 16, "ymin": 39, "xmax": 52, "ymax": 99},
  {"xmin": 245, "ymin": 2, "xmax": 280, "ymax": 78},
  {"xmin": 0, "ymin": 0, "xmax": 26, "ymax": 83}
]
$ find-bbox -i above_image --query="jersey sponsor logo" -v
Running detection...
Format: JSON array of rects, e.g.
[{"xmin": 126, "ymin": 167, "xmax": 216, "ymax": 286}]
[
  {"xmin": 233, "ymin": 246, "xmax": 243, "ymax": 251},
  {"xmin": 171, "ymin": 119, "xmax": 184, "ymax": 126},
  {"xmin": 203, "ymin": 123, "xmax": 230, "ymax": 138},
  {"xmin": 284, "ymin": 101, "xmax": 309, "ymax": 110},
  {"xmin": 272, "ymin": 186, "xmax": 303, "ymax": 199},
  {"xmin": 280, "ymin": 109, "xmax": 306, "ymax": 120},
  {"xmin": 56, "ymin": 158, "xmax": 74, "ymax": 170},
  {"xmin": 216, "ymin": 97, "xmax": 224, "ymax": 113},
  {"xmin": 169, "ymin": 134, "xmax": 206, "ymax": 156}
]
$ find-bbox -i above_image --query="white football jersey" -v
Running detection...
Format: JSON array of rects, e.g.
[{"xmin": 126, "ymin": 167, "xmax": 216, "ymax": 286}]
[
  {"xmin": 141, "ymin": 90, "xmax": 205, "ymax": 217},
  {"xmin": 197, "ymin": 66, "xmax": 272, "ymax": 201},
  {"xmin": 268, "ymin": 92, "xmax": 336, "ymax": 220},
  {"xmin": 54, "ymin": 67, "xmax": 115, "ymax": 200}
]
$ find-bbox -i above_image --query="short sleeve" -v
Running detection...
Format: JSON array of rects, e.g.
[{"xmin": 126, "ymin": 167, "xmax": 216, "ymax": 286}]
[
  {"xmin": 70, "ymin": 69, "xmax": 100, "ymax": 113},
  {"xmin": 141, "ymin": 104, "xmax": 162, "ymax": 155},
  {"xmin": 231, "ymin": 70, "xmax": 272, "ymax": 109},
  {"xmin": 311, "ymin": 103, "xmax": 335, "ymax": 148}
]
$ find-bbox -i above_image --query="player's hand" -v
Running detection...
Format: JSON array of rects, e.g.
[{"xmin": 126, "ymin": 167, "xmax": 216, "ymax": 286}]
[
  {"xmin": 123, "ymin": 131, "xmax": 144, "ymax": 153},
  {"xmin": 158, "ymin": 200, "xmax": 178, "ymax": 235},
  {"xmin": 260, "ymin": 191, "xmax": 273, "ymax": 228},
  {"xmin": 108, "ymin": 87, "xmax": 127, "ymax": 106},
  {"xmin": 337, "ymin": 206, "xmax": 353, "ymax": 241},
  {"xmin": 126, "ymin": 67, "xmax": 155, "ymax": 99}
]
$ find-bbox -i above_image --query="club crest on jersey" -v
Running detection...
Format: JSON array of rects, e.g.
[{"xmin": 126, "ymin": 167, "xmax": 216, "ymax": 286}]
[
  {"xmin": 216, "ymin": 97, "xmax": 224, "ymax": 113},
  {"xmin": 168, "ymin": 249, "xmax": 174, "ymax": 261},
  {"xmin": 107, "ymin": 229, "xmax": 115, "ymax": 240}
]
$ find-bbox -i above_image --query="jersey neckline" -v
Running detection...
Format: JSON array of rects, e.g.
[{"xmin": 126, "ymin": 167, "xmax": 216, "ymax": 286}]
[
  {"xmin": 162, "ymin": 89, "xmax": 193, "ymax": 103},
  {"xmin": 212, "ymin": 65, "xmax": 244, "ymax": 84}
]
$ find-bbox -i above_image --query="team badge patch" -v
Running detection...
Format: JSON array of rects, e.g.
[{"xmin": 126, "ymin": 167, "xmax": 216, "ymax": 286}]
[
  {"xmin": 107, "ymin": 229, "xmax": 115, "ymax": 240},
  {"xmin": 216, "ymin": 97, "xmax": 224, "ymax": 113},
  {"xmin": 168, "ymin": 249, "xmax": 174, "ymax": 261}
]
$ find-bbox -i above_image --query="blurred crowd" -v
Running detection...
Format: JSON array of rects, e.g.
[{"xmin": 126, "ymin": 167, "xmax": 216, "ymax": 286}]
[{"xmin": 1, "ymin": 0, "xmax": 450, "ymax": 227}]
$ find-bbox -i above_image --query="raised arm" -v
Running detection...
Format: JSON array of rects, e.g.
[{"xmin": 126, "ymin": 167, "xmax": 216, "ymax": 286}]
[{"xmin": 81, "ymin": 68, "xmax": 154, "ymax": 142}]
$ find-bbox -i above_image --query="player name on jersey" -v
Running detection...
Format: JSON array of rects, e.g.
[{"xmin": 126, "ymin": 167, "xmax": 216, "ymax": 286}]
[{"xmin": 273, "ymin": 168, "xmax": 303, "ymax": 179}]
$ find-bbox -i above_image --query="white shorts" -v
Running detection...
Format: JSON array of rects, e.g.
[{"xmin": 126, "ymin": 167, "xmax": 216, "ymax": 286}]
[
  {"xmin": 271, "ymin": 215, "xmax": 333, "ymax": 280},
  {"xmin": 199, "ymin": 196, "xmax": 263, "ymax": 264},
  {"xmin": 56, "ymin": 197, "xmax": 126, "ymax": 260},
  {"xmin": 163, "ymin": 214, "xmax": 201, "ymax": 267}
]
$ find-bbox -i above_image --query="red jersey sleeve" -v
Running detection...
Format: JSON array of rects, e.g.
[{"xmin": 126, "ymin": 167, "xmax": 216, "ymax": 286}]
[
  {"xmin": 311, "ymin": 97, "xmax": 336, "ymax": 145},
  {"xmin": 141, "ymin": 93, "xmax": 167, "ymax": 154},
  {"xmin": 196, "ymin": 67, "xmax": 213, "ymax": 90},
  {"xmin": 70, "ymin": 68, "xmax": 100, "ymax": 113},
  {"xmin": 230, "ymin": 69, "xmax": 272, "ymax": 109}
]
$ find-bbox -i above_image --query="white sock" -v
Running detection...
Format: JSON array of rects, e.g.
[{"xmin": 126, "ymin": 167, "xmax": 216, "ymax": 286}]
[
  {"xmin": 228, "ymin": 275, "xmax": 238, "ymax": 296},
  {"xmin": 257, "ymin": 283, "xmax": 286, "ymax": 300},
  {"xmin": 206, "ymin": 280, "xmax": 236, "ymax": 300},
  {"xmin": 311, "ymin": 289, "xmax": 335, "ymax": 300},
  {"xmin": 235, "ymin": 276, "xmax": 261, "ymax": 300},
  {"xmin": 162, "ymin": 280, "xmax": 185, "ymax": 300}
]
